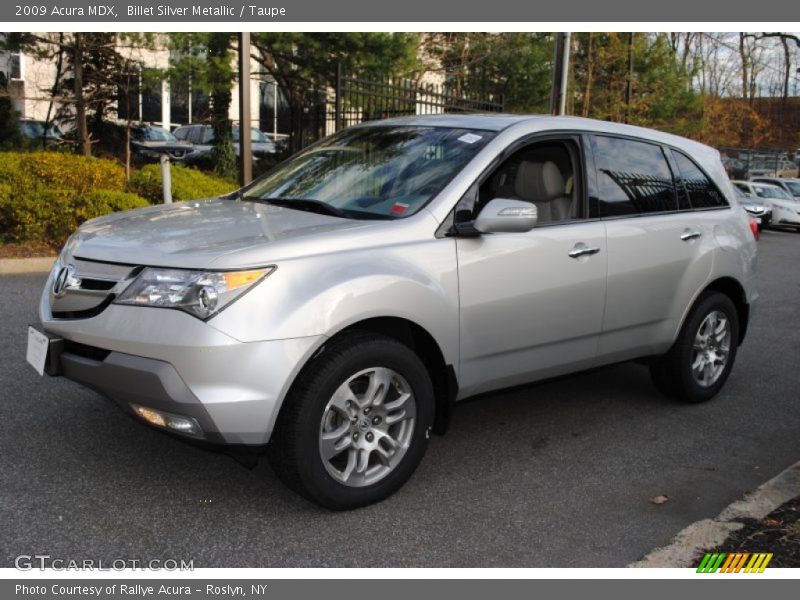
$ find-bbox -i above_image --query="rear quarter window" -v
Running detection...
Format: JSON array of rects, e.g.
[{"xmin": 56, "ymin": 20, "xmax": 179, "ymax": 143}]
[{"xmin": 671, "ymin": 150, "xmax": 728, "ymax": 209}]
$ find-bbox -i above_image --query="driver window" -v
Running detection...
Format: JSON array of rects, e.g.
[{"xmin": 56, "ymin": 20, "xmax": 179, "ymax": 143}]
[{"xmin": 465, "ymin": 140, "xmax": 582, "ymax": 226}]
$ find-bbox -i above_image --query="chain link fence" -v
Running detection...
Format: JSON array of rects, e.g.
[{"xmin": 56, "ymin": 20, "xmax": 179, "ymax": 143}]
[{"xmin": 718, "ymin": 147, "xmax": 800, "ymax": 180}]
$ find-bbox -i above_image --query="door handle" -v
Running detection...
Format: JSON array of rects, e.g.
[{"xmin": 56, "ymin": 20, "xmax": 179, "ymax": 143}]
[
  {"xmin": 680, "ymin": 230, "xmax": 702, "ymax": 241},
  {"xmin": 568, "ymin": 245, "xmax": 601, "ymax": 258}
]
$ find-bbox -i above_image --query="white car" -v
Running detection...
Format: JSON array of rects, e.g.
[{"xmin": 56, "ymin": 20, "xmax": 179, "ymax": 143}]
[
  {"xmin": 734, "ymin": 180, "xmax": 800, "ymax": 231},
  {"xmin": 749, "ymin": 176, "xmax": 800, "ymax": 201},
  {"xmin": 730, "ymin": 182, "xmax": 772, "ymax": 230}
]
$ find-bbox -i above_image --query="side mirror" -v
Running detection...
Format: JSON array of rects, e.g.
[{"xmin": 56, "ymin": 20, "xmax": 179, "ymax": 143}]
[{"xmin": 473, "ymin": 198, "xmax": 538, "ymax": 233}]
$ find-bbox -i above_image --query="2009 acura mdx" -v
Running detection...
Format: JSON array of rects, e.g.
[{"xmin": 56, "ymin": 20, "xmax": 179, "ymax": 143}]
[{"xmin": 28, "ymin": 115, "xmax": 758, "ymax": 509}]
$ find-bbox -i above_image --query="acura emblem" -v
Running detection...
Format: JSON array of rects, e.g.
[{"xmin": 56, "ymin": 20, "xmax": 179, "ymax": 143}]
[{"xmin": 52, "ymin": 264, "xmax": 79, "ymax": 297}]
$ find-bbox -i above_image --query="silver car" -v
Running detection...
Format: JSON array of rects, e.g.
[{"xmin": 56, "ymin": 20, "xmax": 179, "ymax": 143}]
[
  {"xmin": 173, "ymin": 123, "xmax": 277, "ymax": 158},
  {"xmin": 29, "ymin": 115, "xmax": 758, "ymax": 509}
]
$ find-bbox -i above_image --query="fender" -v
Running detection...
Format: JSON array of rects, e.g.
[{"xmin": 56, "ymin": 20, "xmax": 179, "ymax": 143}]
[{"xmin": 209, "ymin": 236, "xmax": 461, "ymax": 368}]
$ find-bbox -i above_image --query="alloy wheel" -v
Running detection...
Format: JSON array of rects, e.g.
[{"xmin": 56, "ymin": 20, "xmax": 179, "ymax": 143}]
[
  {"xmin": 690, "ymin": 310, "xmax": 732, "ymax": 388},
  {"xmin": 318, "ymin": 367, "xmax": 416, "ymax": 487}
]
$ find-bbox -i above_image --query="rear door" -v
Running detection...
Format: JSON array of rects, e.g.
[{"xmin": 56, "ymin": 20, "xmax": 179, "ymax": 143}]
[{"xmin": 590, "ymin": 135, "xmax": 717, "ymax": 361}]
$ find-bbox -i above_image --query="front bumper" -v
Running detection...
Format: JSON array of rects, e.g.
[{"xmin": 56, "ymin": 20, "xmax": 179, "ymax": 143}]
[
  {"xmin": 770, "ymin": 206, "xmax": 800, "ymax": 227},
  {"xmin": 57, "ymin": 342, "xmax": 228, "ymax": 444},
  {"xmin": 38, "ymin": 300, "xmax": 323, "ymax": 445}
]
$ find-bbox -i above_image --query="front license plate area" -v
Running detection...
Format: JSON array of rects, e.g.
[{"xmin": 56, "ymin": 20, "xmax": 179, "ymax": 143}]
[{"xmin": 26, "ymin": 324, "xmax": 63, "ymax": 376}]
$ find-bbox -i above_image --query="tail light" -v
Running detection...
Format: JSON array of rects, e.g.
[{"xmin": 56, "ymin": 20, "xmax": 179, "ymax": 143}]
[{"xmin": 748, "ymin": 215, "xmax": 760, "ymax": 241}]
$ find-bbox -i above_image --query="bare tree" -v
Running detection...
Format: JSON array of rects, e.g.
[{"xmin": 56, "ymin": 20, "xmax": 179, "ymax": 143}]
[{"xmin": 73, "ymin": 33, "xmax": 90, "ymax": 157}]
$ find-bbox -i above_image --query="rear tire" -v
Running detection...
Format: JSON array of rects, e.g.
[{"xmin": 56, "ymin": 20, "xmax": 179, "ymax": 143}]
[
  {"xmin": 268, "ymin": 332, "xmax": 434, "ymax": 510},
  {"xmin": 649, "ymin": 292, "xmax": 739, "ymax": 404}
]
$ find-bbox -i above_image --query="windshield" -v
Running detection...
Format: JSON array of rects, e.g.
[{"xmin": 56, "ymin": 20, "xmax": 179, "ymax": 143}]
[
  {"xmin": 754, "ymin": 185, "xmax": 791, "ymax": 200},
  {"xmin": 19, "ymin": 121, "xmax": 45, "ymax": 137},
  {"xmin": 233, "ymin": 126, "xmax": 269, "ymax": 143},
  {"xmin": 241, "ymin": 125, "xmax": 494, "ymax": 219},
  {"xmin": 144, "ymin": 127, "xmax": 176, "ymax": 142},
  {"xmin": 785, "ymin": 181, "xmax": 800, "ymax": 196}
]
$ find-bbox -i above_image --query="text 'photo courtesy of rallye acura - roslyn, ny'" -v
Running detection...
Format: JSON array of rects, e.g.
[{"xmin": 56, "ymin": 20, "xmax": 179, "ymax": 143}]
[{"xmin": 27, "ymin": 114, "xmax": 758, "ymax": 510}]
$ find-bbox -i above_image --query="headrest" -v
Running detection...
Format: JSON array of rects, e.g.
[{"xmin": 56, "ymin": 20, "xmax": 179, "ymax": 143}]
[{"xmin": 514, "ymin": 161, "xmax": 565, "ymax": 202}]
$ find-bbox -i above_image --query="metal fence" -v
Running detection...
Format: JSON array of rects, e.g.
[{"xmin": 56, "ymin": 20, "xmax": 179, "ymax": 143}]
[
  {"xmin": 718, "ymin": 147, "xmax": 800, "ymax": 180},
  {"xmin": 299, "ymin": 68, "xmax": 504, "ymax": 148}
]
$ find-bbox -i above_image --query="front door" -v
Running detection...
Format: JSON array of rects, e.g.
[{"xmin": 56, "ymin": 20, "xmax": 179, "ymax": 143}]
[{"xmin": 455, "ymin": 137, "xmax": 607, "ymax": 397}]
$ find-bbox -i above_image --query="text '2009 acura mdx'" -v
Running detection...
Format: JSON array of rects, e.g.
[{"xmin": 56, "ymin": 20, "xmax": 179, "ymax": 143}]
[{"xmin": 28, "ymin": 115, "xmax": 758, "ymax": 509}]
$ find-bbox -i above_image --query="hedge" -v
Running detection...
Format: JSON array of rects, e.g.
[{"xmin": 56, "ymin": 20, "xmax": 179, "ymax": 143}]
[
  {"xmin": 0, "ymin": 151, "xmax": 235, "ymax": 246},
  {"xmin": 0, "ymin": 188, "xmax": 149, "ymax": 246},
  {"xmin": 0, "ymin": 151, "xmax": 126, "ymax": 195},
  {"xmin": 127, "ymin": 164, "xmax": 237, "ymax": 203}
]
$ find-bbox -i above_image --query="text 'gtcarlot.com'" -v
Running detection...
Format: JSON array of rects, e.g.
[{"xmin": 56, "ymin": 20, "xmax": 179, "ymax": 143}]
[{"xmin": 14, "ymin": 555, "xmax": 193, "ymax": 571}]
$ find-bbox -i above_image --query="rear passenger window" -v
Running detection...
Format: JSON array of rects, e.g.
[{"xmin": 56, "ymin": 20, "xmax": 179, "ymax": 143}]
[
  {"xmin": 671, "ymin": 150, "xmax": 728, "ymax": 208},
  {"xmin": 592, "ymin": 135, "xmax": 677, "ymax": 217}
]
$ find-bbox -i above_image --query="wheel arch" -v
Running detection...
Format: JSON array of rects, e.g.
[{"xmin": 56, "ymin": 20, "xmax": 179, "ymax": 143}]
[
  {"xmin": 698, "ymin": 276, "xmax": 750, "ymax": 345},
  {"xmin": 277, "ymin": 316, "xmax": 458, "ymax": 438}
]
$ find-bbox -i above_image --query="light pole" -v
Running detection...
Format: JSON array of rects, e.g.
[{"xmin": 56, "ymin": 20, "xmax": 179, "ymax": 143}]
[
  {"xmin": 549, "ymin": 32, "xmax": 571, "ymax": 116},
  {"xmin": 238, "ymin": 32, "xmax": 252, "ymax": 187}
]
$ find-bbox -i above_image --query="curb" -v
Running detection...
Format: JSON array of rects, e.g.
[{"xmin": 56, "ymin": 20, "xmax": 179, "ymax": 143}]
[
  {"xmin": 0, "ymin": 257, "xmax": 55, "ymax": 275},
  {"xmin": 629, "ymin": 461, "xmax": 800, "ymax": 567}
]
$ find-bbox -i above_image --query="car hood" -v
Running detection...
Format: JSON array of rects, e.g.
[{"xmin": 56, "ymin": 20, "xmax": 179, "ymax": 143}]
[{"xmin": 66, "ymin": 198, "xmax": 383, "ymax": 269}]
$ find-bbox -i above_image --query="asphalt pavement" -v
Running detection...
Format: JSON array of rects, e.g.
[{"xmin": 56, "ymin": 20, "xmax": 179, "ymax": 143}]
[{"xmin": 1, "ymin": 230, "xmax": 799, "ymax": 567}]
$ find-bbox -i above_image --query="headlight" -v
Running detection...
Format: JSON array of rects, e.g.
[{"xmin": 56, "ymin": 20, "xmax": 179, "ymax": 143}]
[{"xmin": 115, "ymin": 267, "xmax": 273, "ymax": 319}]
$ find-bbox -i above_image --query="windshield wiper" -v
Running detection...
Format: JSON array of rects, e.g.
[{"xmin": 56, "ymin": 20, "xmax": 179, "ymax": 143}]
[{"xmin": 243, "ymin": 197, "xmax": 347, "ymax": 218}]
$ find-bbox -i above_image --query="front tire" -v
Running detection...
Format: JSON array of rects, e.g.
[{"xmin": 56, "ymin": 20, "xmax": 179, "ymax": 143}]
[
  {"xmin": 268, "ymin": 332, "xmax": 434, "ymax": 510},
  {"xmin": 649, "ymin": 292, "xmax": 739, "ymax": 403}
]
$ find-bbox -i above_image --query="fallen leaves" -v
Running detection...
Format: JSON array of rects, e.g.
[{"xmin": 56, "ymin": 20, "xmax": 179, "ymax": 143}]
[{"xmin": 651, "ymin": 495, "xmax": 670, "ymax": 505}]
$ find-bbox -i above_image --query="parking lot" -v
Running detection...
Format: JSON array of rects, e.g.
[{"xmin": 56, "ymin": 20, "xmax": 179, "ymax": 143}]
[{"xmin": 1, "ymin": 230, "xmax": 799, "ymax": 568}]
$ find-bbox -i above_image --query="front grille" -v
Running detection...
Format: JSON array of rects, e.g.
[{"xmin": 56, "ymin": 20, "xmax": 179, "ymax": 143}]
[
  {"xmin": 78, "ymin": 278, "xmax": 117, "ymax": 291},
  {"xmin": 50, "ymin": 258, "xmax": 138, "ymax": 320}
]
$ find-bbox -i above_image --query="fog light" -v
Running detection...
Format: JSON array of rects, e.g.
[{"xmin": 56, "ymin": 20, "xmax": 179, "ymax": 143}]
[
  {"xmin": 131, "ymin": 404, "xmax": 204, "ymax": 438},
  {"xmin": 165, "ymin": 415, "xmax": 203, "ymax": 436}
]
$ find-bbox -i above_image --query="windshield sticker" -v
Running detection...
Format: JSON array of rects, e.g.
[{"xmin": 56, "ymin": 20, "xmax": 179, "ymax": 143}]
[
  {"xmin": 458, "ymin": 133, "xmax": 483, "ymax": 144},
  {"xmin": 390, "ymin": 202, "xmax": 410, "ymax": 216}
]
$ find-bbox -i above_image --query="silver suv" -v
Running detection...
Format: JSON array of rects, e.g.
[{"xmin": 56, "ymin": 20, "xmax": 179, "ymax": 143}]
[{"xmin": 29, "ymin": 115, "xmax": 758, "ymax": 509}]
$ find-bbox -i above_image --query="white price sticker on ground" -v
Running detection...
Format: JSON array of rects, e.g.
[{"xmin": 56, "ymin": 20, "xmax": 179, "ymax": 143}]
[{"xmin": 26, "ymin": 326, "xmax": 49, "ymax": 376}]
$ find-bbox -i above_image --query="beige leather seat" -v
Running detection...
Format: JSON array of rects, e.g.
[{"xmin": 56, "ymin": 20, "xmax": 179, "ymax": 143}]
[{"xmin": 514, "ymin": 160, "xmax": 574, "ymax": 224}]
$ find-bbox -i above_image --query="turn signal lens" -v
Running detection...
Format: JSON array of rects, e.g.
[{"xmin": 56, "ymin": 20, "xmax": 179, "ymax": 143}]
[
  {"xmin": 134, "ymin": 405, "xmax": 166, "ymax": 428},
  {"xmin": 223, "ymin": 270, "xmax": 265, "ymax": 290}
]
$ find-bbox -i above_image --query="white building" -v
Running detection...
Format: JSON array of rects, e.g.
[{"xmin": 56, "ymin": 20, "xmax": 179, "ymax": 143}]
[
  {"xmin": 1, "ymin": 33, "xmax": 457, "ymax": 142},
  {"xmin": 0, "ymin": 33, "xmax": 280, "ymax": 137}
]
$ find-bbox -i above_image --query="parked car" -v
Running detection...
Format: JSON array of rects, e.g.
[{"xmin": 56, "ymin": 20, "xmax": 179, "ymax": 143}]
[
  {"xmin": 129, "ymin": 124, "xmax": 193, "ymax": 163},
  {"xmin": 749, "ymin": 176, "xmax": 800, "ymax": 200},
  {"xmin": 731, "ymin": 181, "xmax": 773, "ymax": 229},
  {"xmin": 736, "ymin": 179, "xmax": 800, "ymax": 232},
  {"xmin": 721, "ymin": 157, "xmax": 747, "ymax": 180},
  {"xmin": 173, "ymin": 123, "xmax": 277, "ymax": 158},
  {"xmin": 29, "ymin": 115, "xmax": 758, "ymax": 509},
  {"xmin": 19, "ymin": 118, "xmax": 64, "ymax": 147}
]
